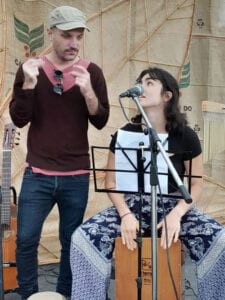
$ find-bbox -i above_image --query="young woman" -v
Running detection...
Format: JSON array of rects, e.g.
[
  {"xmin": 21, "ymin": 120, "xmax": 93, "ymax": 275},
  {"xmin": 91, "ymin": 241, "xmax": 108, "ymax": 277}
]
[{"xmin": 70, "ymin": 67, "xmax": 225, "ymax": 300}]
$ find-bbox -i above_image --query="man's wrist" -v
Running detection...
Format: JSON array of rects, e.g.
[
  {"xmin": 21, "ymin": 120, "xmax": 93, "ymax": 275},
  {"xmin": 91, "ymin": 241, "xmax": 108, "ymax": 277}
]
[{"xmin": 84, "ymin": 89, "xmax": 96, "ymax": 102}]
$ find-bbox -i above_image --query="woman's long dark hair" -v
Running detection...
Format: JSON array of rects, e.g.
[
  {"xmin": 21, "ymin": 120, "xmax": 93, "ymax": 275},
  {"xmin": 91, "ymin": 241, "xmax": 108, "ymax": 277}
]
[{"xmin": 136, "ymin": 67, "xmax": 187, "ymax": 133}]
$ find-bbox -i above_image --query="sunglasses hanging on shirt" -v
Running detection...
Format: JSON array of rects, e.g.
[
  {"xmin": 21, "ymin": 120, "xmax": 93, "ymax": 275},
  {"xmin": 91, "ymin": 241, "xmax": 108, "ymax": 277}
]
[{"xmin": 53, "ymin": 69, "xmax": 64, "ymax": 95}]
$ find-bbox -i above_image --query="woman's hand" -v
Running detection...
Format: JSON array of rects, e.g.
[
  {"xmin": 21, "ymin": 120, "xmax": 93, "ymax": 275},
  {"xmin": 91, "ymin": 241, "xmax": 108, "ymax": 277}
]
[
  {"xmin": 157, "ymin": 209, "xmax": 182, "ymax": 249},
  {"xmin": 120, "ymin": 213, "xmax": 139, "ymax": 251}
]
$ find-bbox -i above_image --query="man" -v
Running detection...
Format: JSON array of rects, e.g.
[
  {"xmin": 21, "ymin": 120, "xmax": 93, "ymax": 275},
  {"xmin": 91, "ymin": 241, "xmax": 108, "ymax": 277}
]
[{"xmin": 9, "ymin": 5, "xmax": 109, "ymax": 299}]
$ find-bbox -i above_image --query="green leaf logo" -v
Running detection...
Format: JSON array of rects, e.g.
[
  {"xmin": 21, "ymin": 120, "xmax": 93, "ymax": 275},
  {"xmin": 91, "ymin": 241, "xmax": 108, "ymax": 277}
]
[
  {"xmin": 179, "ymin": 62, "xmax": 190, "ymax": 89},
  {"xmin": 14, "ymin": 15, "xmax": 44, "ymax": 57}
]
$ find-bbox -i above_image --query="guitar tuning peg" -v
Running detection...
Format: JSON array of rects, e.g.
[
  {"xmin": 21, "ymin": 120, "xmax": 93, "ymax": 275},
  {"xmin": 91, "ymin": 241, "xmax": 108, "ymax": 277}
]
[
  {"xmin": 16, "ymin": 131, "xmax": 21, "ymax": 136},
  {"xmin": 15, "ymin": 143, "xmax": 20, "ymax": 146},
  {"xmin": 16, "ymin": 137, "xmax": 20, "ymax": 140}
]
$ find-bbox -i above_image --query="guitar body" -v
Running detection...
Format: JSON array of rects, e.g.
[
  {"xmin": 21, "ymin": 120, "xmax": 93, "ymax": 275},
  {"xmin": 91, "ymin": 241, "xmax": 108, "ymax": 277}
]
[
  {"xmin": 1, "ymin": 123, "xmax": 19, "ymax": 292},
  {"xmin": 2, "ymin": 204, "xmax": 18, "ymax": 290}
]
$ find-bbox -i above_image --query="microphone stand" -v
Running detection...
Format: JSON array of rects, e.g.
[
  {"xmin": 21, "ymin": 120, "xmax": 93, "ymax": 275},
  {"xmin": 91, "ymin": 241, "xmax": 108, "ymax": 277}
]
[{"xmin": 131, "ymin": 95, "xmax": 192, "ymax": 300}]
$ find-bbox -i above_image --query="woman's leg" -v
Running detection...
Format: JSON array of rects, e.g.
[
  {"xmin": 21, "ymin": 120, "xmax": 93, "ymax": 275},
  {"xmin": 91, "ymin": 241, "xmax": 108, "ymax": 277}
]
[
  {"xmin": 70, "ymin": 205, "xmax": 121, "ymax": 300},
  {"xmin": 70, "ymin": 194, "xmax": 151, "ymax": 300},
  {"xmin": 179, "ymin": 207, "xmax": 225, "ymax": 300},
  {"xmin": 148, "ymin": 195, "xmax": 225, "ymax": 299}
]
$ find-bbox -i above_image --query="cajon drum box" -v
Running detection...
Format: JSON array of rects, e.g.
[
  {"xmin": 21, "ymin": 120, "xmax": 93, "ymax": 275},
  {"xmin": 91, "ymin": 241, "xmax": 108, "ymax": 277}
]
[{"xmin": 115, "ymin": 237, "xmax": 181, "ymax": 300}]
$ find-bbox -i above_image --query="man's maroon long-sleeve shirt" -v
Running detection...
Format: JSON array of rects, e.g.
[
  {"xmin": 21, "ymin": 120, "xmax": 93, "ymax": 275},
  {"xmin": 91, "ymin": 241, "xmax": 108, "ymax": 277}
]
[{"xmin": 9, "ymin": 59, "xmax": 109, "ymax": 171}]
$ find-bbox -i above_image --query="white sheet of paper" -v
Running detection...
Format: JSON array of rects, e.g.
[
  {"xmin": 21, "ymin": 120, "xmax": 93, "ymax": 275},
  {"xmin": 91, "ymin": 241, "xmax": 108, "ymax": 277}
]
[{"xmin": 115, "ymin": 129, "xmax": 168, "ymax": 194}]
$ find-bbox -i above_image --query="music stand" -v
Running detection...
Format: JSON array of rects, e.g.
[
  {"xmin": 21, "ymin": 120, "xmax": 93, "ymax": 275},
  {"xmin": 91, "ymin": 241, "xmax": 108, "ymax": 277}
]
[{"xmin": 91, "ymin": 143, "xmax": 151, "ymax": 300}]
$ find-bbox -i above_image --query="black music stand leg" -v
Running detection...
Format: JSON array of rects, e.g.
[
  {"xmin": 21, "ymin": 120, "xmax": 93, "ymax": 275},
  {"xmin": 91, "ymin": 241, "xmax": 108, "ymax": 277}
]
[
  {"xmin": 149, "ymin": 131, "xmax": 160, "ymax": 300},
  {"xmin": 135, "ymin": 144, "xmax": 146, "ymax": 300}
]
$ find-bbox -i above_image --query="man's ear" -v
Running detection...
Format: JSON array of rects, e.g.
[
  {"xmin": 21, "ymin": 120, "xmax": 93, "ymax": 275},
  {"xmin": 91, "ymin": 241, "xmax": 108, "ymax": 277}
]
[{"xmin": 47, "ymin": 28, "xmax": 53, "ymax": 41}]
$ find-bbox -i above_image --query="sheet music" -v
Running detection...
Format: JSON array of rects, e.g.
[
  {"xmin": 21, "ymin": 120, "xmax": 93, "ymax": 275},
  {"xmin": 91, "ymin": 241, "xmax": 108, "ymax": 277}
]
[{"xmin": 115, "ymin": 129, "xmax": 168, "ymax": 194}]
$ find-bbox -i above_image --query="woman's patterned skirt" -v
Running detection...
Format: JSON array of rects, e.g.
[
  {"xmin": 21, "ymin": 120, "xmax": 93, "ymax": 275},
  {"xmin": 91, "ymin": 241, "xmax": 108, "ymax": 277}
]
[{"xmin": 70, "ymin": 194, "xmax": 225, "ymax": 300}]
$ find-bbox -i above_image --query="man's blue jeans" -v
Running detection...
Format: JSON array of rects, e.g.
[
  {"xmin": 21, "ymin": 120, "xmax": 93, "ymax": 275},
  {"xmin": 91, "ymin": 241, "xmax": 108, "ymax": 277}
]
[{"xmin": 16, "ymin": 167, "xmax": 89, "ymax": 298}]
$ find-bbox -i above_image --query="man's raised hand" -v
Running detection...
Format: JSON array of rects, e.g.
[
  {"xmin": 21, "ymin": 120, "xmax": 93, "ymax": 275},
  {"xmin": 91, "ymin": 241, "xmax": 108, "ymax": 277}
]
[{"xmin": 22, "ymin": 58, "xmax": 44, "ymax": 89}]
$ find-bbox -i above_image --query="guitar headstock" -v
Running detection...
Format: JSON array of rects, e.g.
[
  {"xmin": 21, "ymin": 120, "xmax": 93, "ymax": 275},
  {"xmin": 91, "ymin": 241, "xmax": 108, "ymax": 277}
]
[{"xmin": 3, "ymin": 123, "xmax": 18, "ymax": 150}]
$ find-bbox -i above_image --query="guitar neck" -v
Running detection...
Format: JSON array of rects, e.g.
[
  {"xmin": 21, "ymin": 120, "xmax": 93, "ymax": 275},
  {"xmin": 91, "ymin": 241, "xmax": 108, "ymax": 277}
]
[{"xmin": 1, "ymin": 149, "xmax": 12, "ymax": 225}]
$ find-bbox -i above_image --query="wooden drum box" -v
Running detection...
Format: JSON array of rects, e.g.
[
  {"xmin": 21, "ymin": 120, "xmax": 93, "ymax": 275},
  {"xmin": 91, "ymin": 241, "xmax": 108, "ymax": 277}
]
[{"xmin": 115, "ymin": 237, "xmax": 181, "ymax": 300}]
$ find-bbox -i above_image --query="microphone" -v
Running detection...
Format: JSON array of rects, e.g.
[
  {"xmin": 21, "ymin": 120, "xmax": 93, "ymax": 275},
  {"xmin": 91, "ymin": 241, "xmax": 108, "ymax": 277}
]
[{"xmin": 119, "ymin": 84, "xmax": 144, "ymax": 98}]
